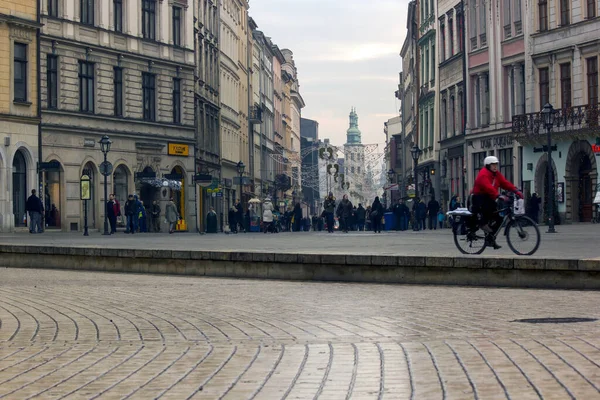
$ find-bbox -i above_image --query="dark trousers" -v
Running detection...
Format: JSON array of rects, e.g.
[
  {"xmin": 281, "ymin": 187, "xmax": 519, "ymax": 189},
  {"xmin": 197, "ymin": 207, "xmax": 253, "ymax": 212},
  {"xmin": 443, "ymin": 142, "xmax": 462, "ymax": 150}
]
[
  {"xmin": 472, "ymin": 194, "xmax": 500, "ymax": 228},
  {"xmin": 127, "ymin": 215, "xmax": 136, "ymax": 233},
  {"xmin": 428, "ymin": 215, "xmax": 437, "ymax": 230},
  {"xmin": 109, "ymin": 215, "xmax": 117, "ymax": 233},
  {"xmin": 326, "ymin": 212, "xmax": 334, "ymax": 232},
  {"xmin": 152, "ymin": 217, "xmax": 161, "ymax": 232},
  {"xmin": 394, "ymin": 214, "xmax": 402, "ymax": 230},
  {"xmin": 340, "ymin": 216, "xmax": 349, "ymax": 232},
  {"xmin": 372, "ymin": 218, "xmax": 382, "ymax": 232}
]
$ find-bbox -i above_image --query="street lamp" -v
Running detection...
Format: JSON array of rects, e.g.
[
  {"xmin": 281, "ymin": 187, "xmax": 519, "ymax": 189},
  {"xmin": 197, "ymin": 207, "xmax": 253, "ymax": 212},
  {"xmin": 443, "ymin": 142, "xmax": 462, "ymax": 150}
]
[
  {"xmin": 541, "ymin": 103, "xmax": 557, "ymax": 233},
  {"xmin": 99, "ymin": 135, "xmax": 112, "ymax": 236},
  {"xmin": 236, "ymin": 160, "xmax": 245, "ymax": 208},
  {"xmin": 410, "ymin": 145, "xmax": 422, "ymax": 199}
]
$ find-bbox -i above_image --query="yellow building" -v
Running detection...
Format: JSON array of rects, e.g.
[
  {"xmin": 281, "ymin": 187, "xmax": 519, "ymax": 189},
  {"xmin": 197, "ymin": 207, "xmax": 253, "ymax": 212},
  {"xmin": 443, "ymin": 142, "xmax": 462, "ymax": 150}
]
[{"xmin": 0, "ymin": 1, "xmax": 40, "ymax": 231}]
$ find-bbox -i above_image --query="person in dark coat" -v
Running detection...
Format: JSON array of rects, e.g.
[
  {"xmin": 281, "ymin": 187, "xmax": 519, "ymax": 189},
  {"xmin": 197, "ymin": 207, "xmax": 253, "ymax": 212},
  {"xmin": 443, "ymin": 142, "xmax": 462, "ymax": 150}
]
[
  {"xmin": 336, "ymin": 195, "xmax": 353, "ymax": 233},
  {"xmin": 151, "ymin": 200, "xmax": 161, "ymax": 232},
  {"xmin": 527, "ymin": 193, "xmax": 541, "ymax": 223},
  {"xmin": 427, "ymin": 198, "xmax": 440, "ymax": 230},
  {"xmin": 125, "ymin": 194, "xmax": 137, "ymax": 234},
  {"xmin": 392, "ymin": 199, "xmax": 404, "ymax": 231},
  {"xmin": 235, "ymin": 200, "xmax": 244, "ymax": 232},
  {"xmin": 356, "ymin": 203, "xmax": 366, "ymax": 231},
  {"xmin": 206, "ymin": 206, "xmax": 218, "ymax": 233},
  {"xmin": 323, "ymin": 193, "xmax": 336, "ymax": 233},
  {"xmin": 293, "ymin": 203, "xmax": 303, "ymax": 232},
  {"xmin": 228, "ymin": 207, "xmax": 238, "ymax": 233},
  {"xmin": 417, "ymin": 199, "xmax": 427, "ymax": 231},
  {"xmin": 370, "ymin": 197, "xmax": 384, "ymax": 233},
  {"xmin": 106, "ymin": 194, "xmax": 117, "ymax": 234},
  {"xmin": 26, "ymin": 189, "xmax": 44, "ymax": 233}
]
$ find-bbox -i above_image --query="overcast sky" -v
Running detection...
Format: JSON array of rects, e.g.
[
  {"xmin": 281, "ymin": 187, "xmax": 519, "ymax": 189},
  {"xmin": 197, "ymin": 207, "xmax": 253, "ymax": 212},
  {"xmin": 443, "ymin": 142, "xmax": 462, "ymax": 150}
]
[{"xmin": 249, "ymin": 0, "xmax": 407, "ymax": 149}]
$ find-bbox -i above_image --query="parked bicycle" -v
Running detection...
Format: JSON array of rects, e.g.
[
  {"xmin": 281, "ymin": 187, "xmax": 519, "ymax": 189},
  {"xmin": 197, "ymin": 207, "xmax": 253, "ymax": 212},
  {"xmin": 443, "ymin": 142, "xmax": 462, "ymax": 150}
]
[{"xmin": 449, "ymin": 193, "xmax": 541, "ymax": 256}]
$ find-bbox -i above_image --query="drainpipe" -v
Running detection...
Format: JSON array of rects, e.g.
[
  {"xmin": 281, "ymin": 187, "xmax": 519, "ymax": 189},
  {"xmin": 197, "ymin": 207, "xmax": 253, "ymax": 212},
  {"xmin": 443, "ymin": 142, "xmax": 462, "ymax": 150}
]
[
  {"xmin": 37, "ymin": 0, "xmax": 43, "ymax": 228},
  {"xmin": 461, "ymin": 0, "xmax": 467, "ymax": 201}
]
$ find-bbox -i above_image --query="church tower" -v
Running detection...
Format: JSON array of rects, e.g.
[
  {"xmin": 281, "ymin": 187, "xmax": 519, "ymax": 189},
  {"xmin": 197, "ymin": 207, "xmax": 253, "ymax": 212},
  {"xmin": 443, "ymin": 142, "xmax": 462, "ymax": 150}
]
[{"xmin": 343, "ymin": 108, "xmax": 366, "ymax": 204}]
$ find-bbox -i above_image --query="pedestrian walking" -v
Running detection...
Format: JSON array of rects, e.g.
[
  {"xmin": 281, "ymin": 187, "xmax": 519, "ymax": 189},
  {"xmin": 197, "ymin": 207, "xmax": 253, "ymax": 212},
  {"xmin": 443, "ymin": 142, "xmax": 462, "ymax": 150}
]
[
  {"xmin": 106, "ymin": 194, "xmax": 117, "ymax": 234},
  {"xmin": 417, "ymin": 199, "xmax": 427, "ymax": 231},
  {"xmin": 26, "ymin": 189, "xmax": 44, "ymax": 233},
  {"xmin": 165, "ymin": 197, "xmax": 179, "ymax": 234},
  {"xmin": 206, "ymin": 206, "xmax": 218, "ymax": 233},
  {"xmin": 293, "ymin": 203, "xmax": 303, "ymax": 232},
  {"xmin": 370, "ymin": 196, "xmax": 384, "ymax": 233},
  {"xmin": 228, "ymin": 207, "xmax": 238, "ymax": 233},
  {"xmin": 336, "ymin": 195, "xmax": 353, "ymax": 233},
  {"xmin": 125, "ymin": 195, "xmax": 137, "ymax": 234},
  {"xmin": 151, "ymin": 200, "xmax": 161, "ymax": 232},
  {"xmin": 262, "ymin": 197, "xmax": 274, "ymax": 233},
  {"xmin": 323, "ymin": 193, "xmax": 336, "ymax": 233},
  {"xmin": 527, "ymin": 193, "xmax": 541, "ymax": 223},
  {"xmin": 392, "ymin": 199, "xmax": 403, "ymax": 231},
  {"xmin": 356, "ymin": 203, "xmax": 366, "ymax": 231},
  {"xmin": 235, "ymin": 200, "xmax": 244, "ymax": 233},
  {"xmin": 437, "ymin": 208, "xmax": 445, "ymax": 229},
  {"xmin": 427, "ymin": 197, "xmax": 440, "ymax": 230}
]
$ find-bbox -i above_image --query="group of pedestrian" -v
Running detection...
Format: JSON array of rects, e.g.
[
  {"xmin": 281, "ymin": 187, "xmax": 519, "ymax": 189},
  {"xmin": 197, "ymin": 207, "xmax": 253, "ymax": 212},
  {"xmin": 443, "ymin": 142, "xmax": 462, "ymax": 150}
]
[
  {"xmin": 228, "ymin": 200, "xmax": 245, "ymax": 233},
  {"xmin": 319, "ymin": 192, "xmax": 386, "ymax": 233},
  {"xmin": 106, "ymin": 195, "xmax": 179, "ymax": 234}
]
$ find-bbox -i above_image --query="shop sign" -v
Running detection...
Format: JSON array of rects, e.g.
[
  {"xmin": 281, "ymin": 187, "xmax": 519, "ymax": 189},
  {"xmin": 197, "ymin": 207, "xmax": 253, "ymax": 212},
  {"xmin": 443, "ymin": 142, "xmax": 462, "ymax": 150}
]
[
  {"xmin": 479, "ymin": 135, "xmax": 514, "ymax": 150},
  {"xmin": 533, "ymin": 145, "xmax": 558, "ymax": 153},
  {"xmin": 168, "ymin": 143, "xmax": 190, "ymax": 156},
  {"xmin": 223, "ymin": 178, "xmax": 232, "ymax": 188},
  {"xmin": 39, "ymin": 161, "xmax": 61, "ymax": 171},
  {"xmin": 83, "ymin": 138, "xmax": 96, "ymax": 147},
  {"xmin": 592, "ymin": 143, "xmax": 600, "ymax": 154}
]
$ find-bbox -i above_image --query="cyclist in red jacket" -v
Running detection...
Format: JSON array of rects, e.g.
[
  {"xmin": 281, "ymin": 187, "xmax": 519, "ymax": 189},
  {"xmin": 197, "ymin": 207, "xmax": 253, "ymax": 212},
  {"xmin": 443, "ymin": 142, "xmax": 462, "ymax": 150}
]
[{"xmin": 471, "ymin": 156, "xmax": 523, "ymax": 249}]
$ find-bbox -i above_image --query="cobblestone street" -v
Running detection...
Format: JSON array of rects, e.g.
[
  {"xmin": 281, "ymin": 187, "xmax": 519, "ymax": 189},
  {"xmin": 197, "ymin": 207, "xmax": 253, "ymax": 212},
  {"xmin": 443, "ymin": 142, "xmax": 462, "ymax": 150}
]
[{"xmin": 0, "ymin": 268, "xmax": 599, "ymax": 399}]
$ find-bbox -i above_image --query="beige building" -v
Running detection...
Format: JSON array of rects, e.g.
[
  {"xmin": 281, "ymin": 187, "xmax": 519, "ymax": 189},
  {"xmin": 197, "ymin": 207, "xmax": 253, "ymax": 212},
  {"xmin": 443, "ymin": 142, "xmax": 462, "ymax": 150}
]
[
  {"xmin": 219, "ymin": 0, "xmax": 249, "ymax": 215},
  {"xmin": 0, "ymin": 0, "xmax": 41, "ymax": 231},
  {"xmin": 39, "ymin": 0, "xmax": 196, "ymax": 232}
]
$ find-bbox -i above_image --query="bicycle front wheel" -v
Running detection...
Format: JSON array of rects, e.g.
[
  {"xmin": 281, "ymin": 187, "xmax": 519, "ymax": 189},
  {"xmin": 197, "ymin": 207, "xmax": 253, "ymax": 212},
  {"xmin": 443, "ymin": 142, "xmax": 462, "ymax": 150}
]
[
  {"xmin": 453, "ymin": 221, "xmax": 487, "ymax": 255},
  {"xmin": 506, "ymin": 216, "xmax": 541, "ymax": 256}
]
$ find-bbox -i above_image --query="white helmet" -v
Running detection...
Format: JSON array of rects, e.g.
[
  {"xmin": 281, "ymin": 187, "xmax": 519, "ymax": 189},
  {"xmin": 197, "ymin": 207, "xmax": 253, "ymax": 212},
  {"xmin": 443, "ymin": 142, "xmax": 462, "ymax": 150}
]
[{"xmin": 483, "ymin": 156, "xmax": 499, "ymax": 166}]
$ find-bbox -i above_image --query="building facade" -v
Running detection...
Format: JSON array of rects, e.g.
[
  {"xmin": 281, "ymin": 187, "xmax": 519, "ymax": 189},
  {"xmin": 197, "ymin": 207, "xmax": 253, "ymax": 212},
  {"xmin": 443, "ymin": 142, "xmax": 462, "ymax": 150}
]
[
  {"xmin": 513, "ymin": 0, "xmax": 600, "ymax": 223},
  {"xmin": 417, "ymin": 0, "xmax": 440, "ymax": 203},
  {"xmin": 464, "ymin": 0, "xmax": 524, "ymax": 207},
  {"xmin": 437, "ymin": 0, "xmax": 466, "ymax": 208},
  {"xmin": 384, "ymin": 116, "xmax": 402, "ymax": 206},
  {"xmin": 195, "ymin": 0, "xmax": 221, "ymax": 231},
  {"xmin": 0, "ymin": 0, "xmax": 41, "ymax": 231},
  {"xmin": 300, "ymin": 118, "xmax": 319, "ymax": 213},
  {"xmin": 39, "ymin": 0, "xmax": 196, "ymax": 232},
  {"xmin": 344, "ymin": 108, "xmax": 366, "ymax": 205}
]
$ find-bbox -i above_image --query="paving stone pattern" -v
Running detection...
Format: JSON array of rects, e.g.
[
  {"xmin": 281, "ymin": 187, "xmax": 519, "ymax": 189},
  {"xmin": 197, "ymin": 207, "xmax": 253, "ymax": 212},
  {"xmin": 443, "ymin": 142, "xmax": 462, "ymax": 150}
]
[{"xmin": 0, "ymin": 269, "xmax": 599, "ymax": 399}]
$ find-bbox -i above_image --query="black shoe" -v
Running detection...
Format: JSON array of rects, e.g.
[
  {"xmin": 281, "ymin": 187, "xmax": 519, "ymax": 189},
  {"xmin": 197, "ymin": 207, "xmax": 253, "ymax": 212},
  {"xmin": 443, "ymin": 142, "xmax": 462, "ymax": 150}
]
[{"xmin": 485, "ymin": 235, "xmax": 501, "ymax": 249}]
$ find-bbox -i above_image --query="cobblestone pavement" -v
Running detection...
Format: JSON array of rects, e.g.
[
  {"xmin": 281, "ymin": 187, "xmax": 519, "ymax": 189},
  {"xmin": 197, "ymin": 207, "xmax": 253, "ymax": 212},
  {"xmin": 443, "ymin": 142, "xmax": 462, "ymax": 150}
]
[
  {"xmin": 2, "ymin": 223, "xmax": 600, "ymax": 259},
  {"xmin": 0, "ymin": 269, "xmax": 599, "ymax": 399}
]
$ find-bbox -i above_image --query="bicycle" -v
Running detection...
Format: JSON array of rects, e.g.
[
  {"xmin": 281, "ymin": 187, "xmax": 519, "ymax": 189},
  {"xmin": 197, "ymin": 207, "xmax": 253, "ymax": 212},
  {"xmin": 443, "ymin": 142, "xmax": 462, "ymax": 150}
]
[{"xmin": 449, "ymin": 193, "xmax": 541, "ymax": 256}]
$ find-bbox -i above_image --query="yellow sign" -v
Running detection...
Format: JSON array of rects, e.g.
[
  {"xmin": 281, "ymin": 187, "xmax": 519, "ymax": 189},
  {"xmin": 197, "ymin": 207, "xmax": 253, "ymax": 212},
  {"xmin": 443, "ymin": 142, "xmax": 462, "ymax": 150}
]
[{"xmin": 168, "ymin": 143, "xmax": 189, "ymax": 156}]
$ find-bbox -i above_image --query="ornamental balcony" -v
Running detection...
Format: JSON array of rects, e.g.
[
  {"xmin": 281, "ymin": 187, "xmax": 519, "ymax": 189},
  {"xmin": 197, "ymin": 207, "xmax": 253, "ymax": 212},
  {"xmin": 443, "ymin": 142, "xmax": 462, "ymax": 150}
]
[{"xmin": 511, "ymin": 104, "xmax": 600, "ymax": 145}]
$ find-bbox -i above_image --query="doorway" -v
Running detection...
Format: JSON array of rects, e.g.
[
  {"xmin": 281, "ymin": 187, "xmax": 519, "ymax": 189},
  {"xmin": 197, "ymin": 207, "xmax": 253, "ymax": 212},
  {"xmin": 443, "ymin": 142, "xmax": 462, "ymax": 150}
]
[
  {"xmin": 577, "ymin": 153, "xmax": 593, "ymax": 222},
  {"xmin": 12, "ymin": 150, "xmax": 27, "ymax": 227},
  {"xmin": 83, "ymin": 162, "xmax": 96, "ymax": 228},
  {"xmin": 565, "ymin": 140, "xmax": 597, "ymax": 223}
]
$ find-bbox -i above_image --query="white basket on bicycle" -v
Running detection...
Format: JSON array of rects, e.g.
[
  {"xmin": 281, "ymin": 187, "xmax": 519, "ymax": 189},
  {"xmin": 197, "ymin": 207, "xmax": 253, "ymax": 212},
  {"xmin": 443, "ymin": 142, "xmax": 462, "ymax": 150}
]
[{"xmin": 446, "ymin": 208, "xmax": 472, "ymax": 217}]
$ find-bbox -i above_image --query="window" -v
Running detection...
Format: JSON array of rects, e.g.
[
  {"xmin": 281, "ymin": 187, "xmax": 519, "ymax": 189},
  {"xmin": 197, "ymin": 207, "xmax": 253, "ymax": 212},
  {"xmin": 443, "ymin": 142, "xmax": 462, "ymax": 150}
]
[
  {"xmin": 475, "ymin": 77, "xmax": 481, "ymax": 127},
  {"xmin": 450, "ymin": 95, "xmax": 456, "ymax": 136},
  {"xmin": 113, "ymin": 67, "xmax": 123, "ymax": 116},
  {"xmin": 480, "ymin": 0, "xmax": 487, "ymax": 46},
  {"xmin": 429, "ymin": 106, "xmax": 434, "ymax": 147},
  {"xmin": 539, "ymin": 67, "xmax": 549, "ymax": 107},
  {"xmin": 538, "ymin": 0, "xmax": 548, "ymax": 31},
  {"xmin": 142, "ymin": 72, "xmax": 155, "ymax": 121},
  {"xmin": 508, "ymin": 66, "xmax": 515, "ymax": 119},
  {"xmin": 48, "ymin": 0, "xmax": 58, "ymax": 17},
  {"xmin": 142, "ymin": 0, "xmax": 156, "ymax": 40},
  {"xmin": 503, "ymin": 0, "xmax": 512, "ymax": 38},
  {"xmin": 440, "ymin": 22, "xmax": 446, "ymax": 61},
  {"xmin": 113, "ymin": 0, "xmax": 122, "ymax": 32},
  {"xmin": 431, "ymin": 43, "xmax": 435, "ymax": 82},
  {"xmin": 483, "ymin": 75, "xmax": 490, "ymax": 125},
  {"xmin": 47, "ymin": 54, "xmax": 58, "ymax": 109},
  {"xmin": 587, "ymin": 57, "xmax": 598, "ymax": 105},
  {"xmin": 172, "ymin": 7, "xmax": 182, "ymax": 46},
  {"xmin": 588, "ymin": 0, "xmax": 596, "ymax": 18},
  {"xmin": 560, "ymin": 63, "xmax": 572, "ymax": 108},
  {"xmin": 560, "ymin": 0, "xmax": 570, "ymax": 25},
  {"xmin": 469, "ymin": 1, "xmax": 478, "ymax": 50},
  {"xmin": 13, "ymin": 43, "xmax": 28, "ymax": 103},
  {"xmin": 424, "ymin": 110, "xmax": 429, "ymax": 147},
  {"xmin": 441, "ymin": 99, "xmax": 447, "ymax": 139},
  {"xmin": 78, "ymin": 61, "xmax": 94, "ymax": 112},
  {"xmin": 473, "ymin": 152, "xmax": 486, "ymax": 180},
  {"xmin": 458, "ymin": 91, "xmax": 464, "ymax": 132},
  {"xmin": 457, "ymin": 12, "xmax": 464, "ymax": 52},
  {"xmin": 448, "ymin": 17, "xmax": 454, "ymax": 57},
  {"xmin": 425, "ymin": 45, "xmax": 429, "ymax": 82},
  {"xmin": 498, "ymin": 148, "xmax": 514, "ymax": 183},
  {"xmin": 173, "ymin": 78, "xmax": 181, "ymax": 123},
  {"xmin": 81, "ymin": 0, "xmax": 94, "ymax": 25},
  {"xmin": 515, "ymin": 0, "xmax": 523, "ymax": 34}
]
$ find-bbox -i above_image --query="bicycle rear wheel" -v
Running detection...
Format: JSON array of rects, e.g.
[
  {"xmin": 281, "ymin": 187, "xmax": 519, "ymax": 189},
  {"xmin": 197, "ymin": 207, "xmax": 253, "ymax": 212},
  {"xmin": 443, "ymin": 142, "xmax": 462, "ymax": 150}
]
[
  {"xmin": 506, "ymin": 216, "xmax": 541, "ymax": 256},
  {"xmin": 453, "ymin": 221, "xmax": 487, "ymax": 254}
]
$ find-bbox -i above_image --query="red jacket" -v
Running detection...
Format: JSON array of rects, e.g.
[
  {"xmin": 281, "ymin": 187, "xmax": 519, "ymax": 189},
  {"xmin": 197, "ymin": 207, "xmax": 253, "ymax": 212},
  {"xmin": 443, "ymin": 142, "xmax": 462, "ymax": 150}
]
[{"xmin": 472, "ymin": 167, "xmax": 517, "ymax": 198}]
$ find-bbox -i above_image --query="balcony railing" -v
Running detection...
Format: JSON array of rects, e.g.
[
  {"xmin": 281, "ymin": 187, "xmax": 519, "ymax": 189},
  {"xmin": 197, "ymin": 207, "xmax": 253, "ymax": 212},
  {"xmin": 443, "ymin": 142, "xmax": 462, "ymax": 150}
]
[{"xmin": 511, "ymin": 104, "xmax": 600, "ymax": 144}]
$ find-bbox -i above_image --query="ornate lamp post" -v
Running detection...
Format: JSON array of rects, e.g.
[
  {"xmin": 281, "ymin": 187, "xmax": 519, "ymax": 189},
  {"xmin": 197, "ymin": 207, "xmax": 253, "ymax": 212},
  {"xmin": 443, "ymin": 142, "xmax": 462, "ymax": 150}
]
[
  {"xmin": 236, "ymin": 160, "xmax": 245, "ymax": 208},
  {"xmin": 541, "ymin": 103, "xmax": 557, "ymax": 233},
  {"xmin": 410, "ymin": 145, "xmax": 422, "ymax": 199},
  {"xmin": 99, "ymin": 135, "xmax": 112, "ymax": 236}
]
